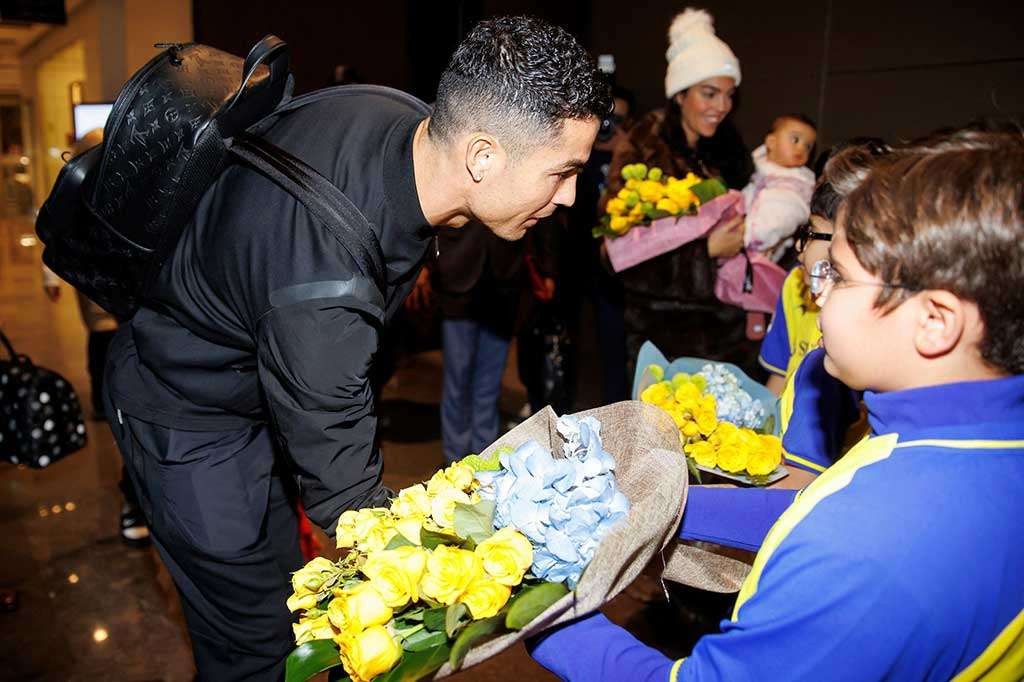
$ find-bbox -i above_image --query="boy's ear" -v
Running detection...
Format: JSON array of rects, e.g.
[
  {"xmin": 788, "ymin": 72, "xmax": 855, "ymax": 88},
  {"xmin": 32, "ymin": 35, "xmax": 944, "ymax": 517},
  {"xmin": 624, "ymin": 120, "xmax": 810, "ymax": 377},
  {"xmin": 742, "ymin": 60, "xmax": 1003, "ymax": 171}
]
[{"xmin": 913, "ymin": 290, "xmax": 966, "ymax": 359}]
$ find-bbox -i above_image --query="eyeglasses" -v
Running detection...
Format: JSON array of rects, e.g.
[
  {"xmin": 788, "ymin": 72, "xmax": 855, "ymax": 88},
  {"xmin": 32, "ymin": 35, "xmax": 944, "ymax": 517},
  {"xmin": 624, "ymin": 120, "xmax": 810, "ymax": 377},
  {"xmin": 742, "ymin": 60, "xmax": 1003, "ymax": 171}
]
[
  {"xmin": 808, "ymin": 259, "xmax": 918, "ymax": 302},
  {"xmin": 794, "ymin": 224, "xmax": 832, "ymax": 254}
]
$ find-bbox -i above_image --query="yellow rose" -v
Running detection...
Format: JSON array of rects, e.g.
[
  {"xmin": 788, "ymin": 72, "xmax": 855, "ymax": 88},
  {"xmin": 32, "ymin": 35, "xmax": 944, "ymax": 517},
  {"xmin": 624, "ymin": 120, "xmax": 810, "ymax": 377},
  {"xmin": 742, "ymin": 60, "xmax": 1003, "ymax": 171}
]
[
  {"xmin": 287, "ymin": 592, "xmax": 319, "ymax": 613},
  {"xmin": 390, "ymin": 484, "xmax": 431, "ymax": 519},
  {"xmin": 420, "ymin": 545, "xmax": 481, "ymax": 605},
  {"xmin": 336, "ymin": 508, "xmax": 397, "ymax": 552},
  {"xmin": 430, "ymin": 486, "xmax": 473, "ymax": 530},
  {"xmin": 717, "ymin": 443, "xmax": 748, "ymax": 474},
  {"xmin": 444, "ymin": 462, "xmax": 476, "ymax": 492},
  {"xmin": 685, "ymin": 440, "xmax": 717, "ymax": 469},
  {"xmin": 459, "ymin": 574, "xmax": 512, "ymax": 619},
  {"xmin": 394, "ymin": 515, "xmax": 424, "ymax": 545},
  {"xmin": 336, "ymin": 624, "xmax": 402, "ymax": 682},
  {"xmin": 327, "ymin": 583, "xmax": 393, "ymax": 633},
  {"xmin": 292, "ymin": 613, "xmax": 336, "ymax": 645},
  {"xmin": 609, "ymin": 215, "xmax": 630, "ymax": 234},
  {"xmin": 291, "ymin": 556, "xmax": 339, "ymax": 596},
  {"xmin": 475, "ymin": 527, "xmax": 533, "ymax": 586},
  {"xmin": 361, "ymin": 546, "xmax": 428, "ymax": 608}
]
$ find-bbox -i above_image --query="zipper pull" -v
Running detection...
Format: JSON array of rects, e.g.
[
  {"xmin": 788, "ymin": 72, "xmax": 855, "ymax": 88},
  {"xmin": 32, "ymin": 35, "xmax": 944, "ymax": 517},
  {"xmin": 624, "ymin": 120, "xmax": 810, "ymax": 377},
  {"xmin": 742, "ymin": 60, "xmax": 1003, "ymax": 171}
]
[{"xmin": 116, "ymin": 408, "xmax": 123, "ymax": 425}]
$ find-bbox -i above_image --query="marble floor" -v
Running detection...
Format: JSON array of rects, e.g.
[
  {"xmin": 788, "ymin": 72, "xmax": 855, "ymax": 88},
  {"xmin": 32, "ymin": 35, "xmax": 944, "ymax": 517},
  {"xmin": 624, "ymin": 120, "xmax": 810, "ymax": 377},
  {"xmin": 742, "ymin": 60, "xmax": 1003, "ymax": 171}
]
[{"xmin": 0, "ymin": 212, "xmax": 731, "ymax": 681}]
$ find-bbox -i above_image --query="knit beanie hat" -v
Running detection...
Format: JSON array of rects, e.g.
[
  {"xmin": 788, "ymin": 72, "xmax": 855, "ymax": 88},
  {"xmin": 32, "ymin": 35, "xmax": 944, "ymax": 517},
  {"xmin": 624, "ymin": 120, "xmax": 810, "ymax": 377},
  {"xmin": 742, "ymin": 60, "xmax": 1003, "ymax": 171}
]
[{"xmin": 664, "ymin": 8, "xmax": 741, "ymax": 98}]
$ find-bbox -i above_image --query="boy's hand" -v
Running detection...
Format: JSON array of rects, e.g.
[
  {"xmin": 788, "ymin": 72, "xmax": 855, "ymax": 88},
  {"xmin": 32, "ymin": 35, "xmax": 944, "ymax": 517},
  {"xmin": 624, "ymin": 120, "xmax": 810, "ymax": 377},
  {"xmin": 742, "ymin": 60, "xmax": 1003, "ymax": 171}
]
[{"xmin": 707, "ymin": 215, "xmax": 745, "ymax": 258}]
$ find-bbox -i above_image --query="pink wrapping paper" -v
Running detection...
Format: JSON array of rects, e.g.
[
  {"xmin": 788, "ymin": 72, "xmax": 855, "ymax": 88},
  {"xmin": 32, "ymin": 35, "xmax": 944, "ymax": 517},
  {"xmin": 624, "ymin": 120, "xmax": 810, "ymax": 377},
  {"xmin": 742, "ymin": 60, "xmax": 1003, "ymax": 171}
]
[{"xmin": 604, "ymin": 190, "xmax": 744, "ymax": 273}]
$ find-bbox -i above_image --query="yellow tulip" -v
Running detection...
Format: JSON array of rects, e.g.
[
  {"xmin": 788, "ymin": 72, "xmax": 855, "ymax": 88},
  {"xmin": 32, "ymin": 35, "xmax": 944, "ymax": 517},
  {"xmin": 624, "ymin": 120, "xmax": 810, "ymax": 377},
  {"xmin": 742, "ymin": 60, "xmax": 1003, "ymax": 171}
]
[
  {"xmin": 336, "ymin": 624, "xmax": 402, "ymax": 682},
  {"xmin": 696, "ymin": 409, "xmax": 718, "ymax": 437},
  {"xmin": 420, "ymin": 545, "xmax": 481, "ymax": 605},
  {"xmin": 459, "ymin": 574, "xmax": 512, "ymax": 619},
  {"xmin": 327, "ymin": 583, "xmax": 393, "ymax": 633},
  {"xmin": 475, "ymin": 527, "xmax": 533, "ymax": 586},
  {"xmin": 681, "ymin": 420, "xmax": 701, "ymax": 440},
  {"xmin": 361, "ymin": 546, "xmax": 428, "ymax": 608},
  {"xmin": 292, "ymin": 613, "xmax": 336, "ymax": 645}
]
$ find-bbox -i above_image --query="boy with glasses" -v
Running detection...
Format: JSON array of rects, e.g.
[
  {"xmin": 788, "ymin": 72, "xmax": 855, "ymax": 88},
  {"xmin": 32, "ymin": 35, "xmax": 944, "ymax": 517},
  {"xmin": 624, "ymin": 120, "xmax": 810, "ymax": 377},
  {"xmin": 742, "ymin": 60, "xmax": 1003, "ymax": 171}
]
[{"xmin": 530, "ymin": 127, "xmax": 1024, "ymax": 682}]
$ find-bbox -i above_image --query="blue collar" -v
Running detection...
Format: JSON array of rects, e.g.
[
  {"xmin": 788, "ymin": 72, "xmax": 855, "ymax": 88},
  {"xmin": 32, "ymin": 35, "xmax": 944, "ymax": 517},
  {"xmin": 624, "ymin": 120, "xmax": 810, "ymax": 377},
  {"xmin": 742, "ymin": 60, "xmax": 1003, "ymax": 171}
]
[{"xmin": 864, "ymin": 374, "xmax": 1024, "ymax": 439}]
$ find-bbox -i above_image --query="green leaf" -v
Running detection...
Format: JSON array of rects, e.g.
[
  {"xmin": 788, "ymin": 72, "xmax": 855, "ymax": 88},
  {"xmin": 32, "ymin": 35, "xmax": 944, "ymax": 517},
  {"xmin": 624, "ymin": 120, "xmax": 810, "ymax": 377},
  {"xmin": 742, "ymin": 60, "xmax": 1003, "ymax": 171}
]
[
  {"xmin": 505, "ymin": 581, "xmax": 569, "ymax": 630},
  {"xmin": 445, "ymin": 602, "xmax": 470, "ymax": 638},
  {"xmin": 422, "ymin": 606, "xmax": 447, "ymax": 632},
  {"xmin": 285, "ymin": 640, "xmax": 344, "ymax": 682},
  {"xmin": 375, "ymin": 642, "xmax": 451, "ymax": 682},
  {"xmin": 691, "ymin": 177, "xmax": 728, "ymax": 204},
  {"xmin": 686, "ymin": 455, "xmax": 703, "ymax": 484},
  {"xmin": 454, "ymin": 499, "xmax": 496, "ymax": 545},
  {"xmin": 420, "ymin": 527, "xmax": 462, "ymax": 550},
  {"xmin": 385, "ymin": 533, "xmax": 415, "ymax": 551},
  {"xmin": 449, "ymin": 612, "xmax": 506, "ymax": 669},
  {"xmin": 402, "ymin": 627, "xmax": 449, "ymax": 653},
  {"xmin": 760, "ymin": 414, "xmax": 777, "ymax": 436}
]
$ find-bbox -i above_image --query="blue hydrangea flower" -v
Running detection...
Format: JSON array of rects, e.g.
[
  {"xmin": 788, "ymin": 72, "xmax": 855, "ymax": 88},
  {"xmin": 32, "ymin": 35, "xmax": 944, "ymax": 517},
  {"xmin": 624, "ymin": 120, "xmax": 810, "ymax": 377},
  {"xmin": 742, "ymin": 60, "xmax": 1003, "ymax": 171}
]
[
  {"xmin": 475, "ymin": 416, "xmax": 630, "ymax": 588},
  {"xmin": 696, "ymin": 363, "xmax": 766, "ymax": 429}
]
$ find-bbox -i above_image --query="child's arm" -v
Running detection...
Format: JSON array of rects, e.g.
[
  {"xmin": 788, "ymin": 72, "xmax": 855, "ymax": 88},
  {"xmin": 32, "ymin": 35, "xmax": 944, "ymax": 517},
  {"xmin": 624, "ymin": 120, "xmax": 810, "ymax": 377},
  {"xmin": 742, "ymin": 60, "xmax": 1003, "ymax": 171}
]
[{"xmin": 678, "ymin": 486, "xmax": 797, "ymax": 552}]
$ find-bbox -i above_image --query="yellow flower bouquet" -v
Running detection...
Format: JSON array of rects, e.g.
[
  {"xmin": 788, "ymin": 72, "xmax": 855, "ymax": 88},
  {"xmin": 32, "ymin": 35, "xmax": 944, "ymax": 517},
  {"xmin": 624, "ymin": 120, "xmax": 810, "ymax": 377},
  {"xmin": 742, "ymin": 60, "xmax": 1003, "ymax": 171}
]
[
  {"xmin": 286, "ymin": 412, "xmax": 634, "ymax": 681},
  {"xmin": 593, "ymin": 163, "xmax": 728, "ymax": 239},
  {"xmin": 635, "ymin": 342, "xmax": 784, "ymax": 486}
]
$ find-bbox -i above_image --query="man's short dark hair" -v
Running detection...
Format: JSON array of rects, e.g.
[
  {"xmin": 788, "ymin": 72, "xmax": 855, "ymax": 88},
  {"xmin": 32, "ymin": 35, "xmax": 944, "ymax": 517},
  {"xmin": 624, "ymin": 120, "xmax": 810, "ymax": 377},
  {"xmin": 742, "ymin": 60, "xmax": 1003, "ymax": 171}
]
[{"xmin": 429, "ymin": 16, "xmax": 611, "ymax": 156}]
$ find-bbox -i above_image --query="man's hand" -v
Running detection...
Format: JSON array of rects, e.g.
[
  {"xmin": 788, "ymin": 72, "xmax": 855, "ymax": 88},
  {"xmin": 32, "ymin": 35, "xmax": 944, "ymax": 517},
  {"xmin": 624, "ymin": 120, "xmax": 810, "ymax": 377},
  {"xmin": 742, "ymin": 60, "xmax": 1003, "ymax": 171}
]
[
  {"xmin": 405, "ymin": 267, "xmax": 432, "ymax": 312},
  {"xmin": 707, "ymin": 215, "xmax": 745, "ymax": 259},
  {"xmin": 44, "ymin": 285, "xmax": 60, "ymax": 302}
]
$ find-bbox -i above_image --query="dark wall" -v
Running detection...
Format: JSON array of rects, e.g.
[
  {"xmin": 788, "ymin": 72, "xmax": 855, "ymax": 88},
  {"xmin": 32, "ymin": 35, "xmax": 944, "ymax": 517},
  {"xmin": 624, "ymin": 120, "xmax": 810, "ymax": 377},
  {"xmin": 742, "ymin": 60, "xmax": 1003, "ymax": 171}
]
[{"xmin": 193, "ymin": 1, "xmax": 1024, "ymax": 149}]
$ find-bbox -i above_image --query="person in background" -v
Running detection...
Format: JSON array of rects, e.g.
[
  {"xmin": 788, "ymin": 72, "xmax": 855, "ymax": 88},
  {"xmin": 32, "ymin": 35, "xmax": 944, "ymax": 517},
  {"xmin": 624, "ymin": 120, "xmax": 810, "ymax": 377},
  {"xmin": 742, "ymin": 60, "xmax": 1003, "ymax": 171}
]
[
  {"xmin": 530, "ymin": 127, "xmax": 1024, "ymax": 682},
  {"xmin": 602, "ymin": 8, "xmax": 755, "ymax": 378},
  {"xmin": 563, "ymin": 85, "xmax": 634, "ymax": 405},
  {"xmin": 742, "ymin": 114, "xmax": 816, "ymax": 261}
]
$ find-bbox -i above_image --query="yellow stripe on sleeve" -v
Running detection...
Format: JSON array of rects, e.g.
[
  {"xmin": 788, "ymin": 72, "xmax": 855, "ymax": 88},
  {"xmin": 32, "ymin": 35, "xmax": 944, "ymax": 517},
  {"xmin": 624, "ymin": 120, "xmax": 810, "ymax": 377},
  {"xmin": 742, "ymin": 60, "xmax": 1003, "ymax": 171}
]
[{"xmin": 669, "ymin": 658, "xmax": 685, "ymax": 682}]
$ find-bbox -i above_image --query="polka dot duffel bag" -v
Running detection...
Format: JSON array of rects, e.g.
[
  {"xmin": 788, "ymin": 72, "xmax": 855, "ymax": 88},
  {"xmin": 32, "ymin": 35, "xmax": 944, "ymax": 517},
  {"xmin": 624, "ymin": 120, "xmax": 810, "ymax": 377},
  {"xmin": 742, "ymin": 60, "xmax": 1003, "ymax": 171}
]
[{"xmin": 0, "ymin": 328, "xmax": 87, "ymax": 468}]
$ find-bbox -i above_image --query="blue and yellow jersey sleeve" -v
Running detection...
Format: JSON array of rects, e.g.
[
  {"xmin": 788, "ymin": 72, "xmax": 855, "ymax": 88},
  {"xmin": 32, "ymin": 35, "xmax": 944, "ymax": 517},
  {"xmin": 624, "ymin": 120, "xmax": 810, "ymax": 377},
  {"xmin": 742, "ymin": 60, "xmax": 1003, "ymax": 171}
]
[{"xmin": 758, "ymin": 284, "xmax": 790, "ymax": 377}]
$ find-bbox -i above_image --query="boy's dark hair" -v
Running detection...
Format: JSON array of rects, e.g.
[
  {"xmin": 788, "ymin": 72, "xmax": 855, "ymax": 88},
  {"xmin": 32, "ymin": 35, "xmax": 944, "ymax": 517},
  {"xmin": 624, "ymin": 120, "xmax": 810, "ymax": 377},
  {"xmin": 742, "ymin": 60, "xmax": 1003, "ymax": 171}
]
[
  {"xmin": 810, "ymin": 138, "xmax": 889, "ymax": 220},
  {"xmin": 769, "ymin": 113, "xmax": 816, "ymax": 135},
  {"xmin": 843, "ymin": 129, "xmax": 1024, "ymax": 373},
  {"xmin": 429, "ymin": 16, "xmax": 611, "ymax": 156}
]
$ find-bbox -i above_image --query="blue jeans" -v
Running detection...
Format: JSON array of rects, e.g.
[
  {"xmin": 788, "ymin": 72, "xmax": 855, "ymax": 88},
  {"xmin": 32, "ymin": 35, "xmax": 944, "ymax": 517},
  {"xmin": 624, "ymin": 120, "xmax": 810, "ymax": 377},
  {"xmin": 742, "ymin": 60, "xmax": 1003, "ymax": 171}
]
[{"xmin": 441, "ymin": 319, "xmax": 510, "ymax": 464}]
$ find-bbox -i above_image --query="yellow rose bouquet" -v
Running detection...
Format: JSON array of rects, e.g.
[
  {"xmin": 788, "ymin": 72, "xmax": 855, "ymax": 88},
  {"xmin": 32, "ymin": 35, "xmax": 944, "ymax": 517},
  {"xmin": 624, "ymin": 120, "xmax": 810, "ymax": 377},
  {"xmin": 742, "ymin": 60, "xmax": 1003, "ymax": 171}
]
[
  {"xmin": 593, "ymin": 163, "xmax": 727, "ymax": 239},
  {"xmin": 286, "ymin": 416, "xmax": 631, "ymax": 682}
]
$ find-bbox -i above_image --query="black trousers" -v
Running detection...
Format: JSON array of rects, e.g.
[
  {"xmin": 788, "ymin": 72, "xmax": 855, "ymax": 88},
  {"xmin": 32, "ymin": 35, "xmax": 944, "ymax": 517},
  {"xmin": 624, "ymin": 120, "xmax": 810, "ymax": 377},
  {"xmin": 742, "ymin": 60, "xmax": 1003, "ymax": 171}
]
[{"xmin": 105, "ymin": 389, "xmax": 303, "ymax": 681}]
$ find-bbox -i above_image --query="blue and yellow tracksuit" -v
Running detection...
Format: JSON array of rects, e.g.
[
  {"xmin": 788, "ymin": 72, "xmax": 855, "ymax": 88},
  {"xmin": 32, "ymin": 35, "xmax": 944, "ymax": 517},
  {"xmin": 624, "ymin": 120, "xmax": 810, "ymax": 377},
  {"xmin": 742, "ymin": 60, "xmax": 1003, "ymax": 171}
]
[
  {"xmin": 758, "ymin": 268, "xmax": 820, "ymax": 382},
  {"xmin": 530, "ymin": 374, "xmax": 1024, "ymax": 680}
]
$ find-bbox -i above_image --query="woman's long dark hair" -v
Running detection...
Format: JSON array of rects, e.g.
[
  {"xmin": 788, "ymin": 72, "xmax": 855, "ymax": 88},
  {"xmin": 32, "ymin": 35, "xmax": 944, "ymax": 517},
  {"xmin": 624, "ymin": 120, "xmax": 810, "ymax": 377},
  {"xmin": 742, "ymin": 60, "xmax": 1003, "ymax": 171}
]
[{"xmin": 662, "ymin": 91, "xmax": 753, "ymax": 189}]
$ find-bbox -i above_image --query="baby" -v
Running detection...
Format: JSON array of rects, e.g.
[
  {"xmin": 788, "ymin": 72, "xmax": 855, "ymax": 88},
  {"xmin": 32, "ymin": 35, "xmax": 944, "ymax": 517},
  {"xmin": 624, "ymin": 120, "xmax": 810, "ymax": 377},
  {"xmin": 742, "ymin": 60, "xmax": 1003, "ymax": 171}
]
[{"xmin": 742, "ymin": 114, "xmax": 817, "ymax": 260}]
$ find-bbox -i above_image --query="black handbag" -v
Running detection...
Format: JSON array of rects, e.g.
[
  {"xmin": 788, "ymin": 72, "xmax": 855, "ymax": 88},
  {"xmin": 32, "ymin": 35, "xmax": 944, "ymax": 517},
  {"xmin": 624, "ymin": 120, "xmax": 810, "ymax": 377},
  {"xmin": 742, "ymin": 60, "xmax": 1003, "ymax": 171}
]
[{"xmin": 0, "ymin": 328, "xmax": 87, "ymax": 468}]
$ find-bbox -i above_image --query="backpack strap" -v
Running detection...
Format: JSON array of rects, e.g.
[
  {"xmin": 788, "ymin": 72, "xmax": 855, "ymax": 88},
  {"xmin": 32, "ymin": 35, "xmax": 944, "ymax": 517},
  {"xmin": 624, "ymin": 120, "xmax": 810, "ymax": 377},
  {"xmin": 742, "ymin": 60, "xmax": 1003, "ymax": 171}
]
[{"xmin": 227, "ymin": 133, "xmax": 387, "ymax": 301}]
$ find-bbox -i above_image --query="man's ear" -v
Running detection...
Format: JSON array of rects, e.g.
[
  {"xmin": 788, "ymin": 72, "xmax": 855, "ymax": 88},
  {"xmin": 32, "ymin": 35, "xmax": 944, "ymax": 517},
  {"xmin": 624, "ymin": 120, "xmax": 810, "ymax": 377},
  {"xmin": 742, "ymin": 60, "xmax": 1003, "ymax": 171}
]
[
  {"xmin": 465, "ymin": 134, "xmax": 501, "ymax": 183},
  {"xmin": 913, "ymin": 290, "xmax": 966, "ymax": 359}
]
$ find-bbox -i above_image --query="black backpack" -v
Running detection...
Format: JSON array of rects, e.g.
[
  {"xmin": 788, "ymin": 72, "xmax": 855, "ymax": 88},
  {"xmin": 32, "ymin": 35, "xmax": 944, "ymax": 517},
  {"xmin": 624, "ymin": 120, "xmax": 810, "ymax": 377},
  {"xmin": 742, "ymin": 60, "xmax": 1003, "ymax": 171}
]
[{"xmin": 36, "ymin": 36, "xmax": 386, "ymax": 320}]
